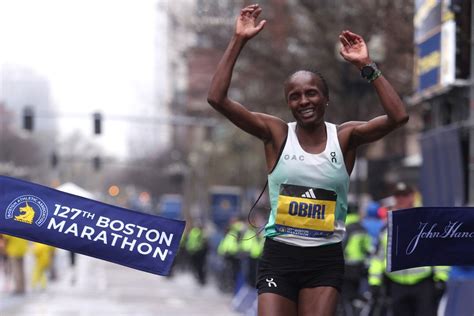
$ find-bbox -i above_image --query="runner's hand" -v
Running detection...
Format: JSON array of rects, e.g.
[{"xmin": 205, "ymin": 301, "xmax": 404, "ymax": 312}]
[
  {"xmin": 339, "ymin": 30, "xmax": 371, "ymax": 69},
  {"xmin": 235, "ymin": 4, "xmax": 266, "ymax": 40}
]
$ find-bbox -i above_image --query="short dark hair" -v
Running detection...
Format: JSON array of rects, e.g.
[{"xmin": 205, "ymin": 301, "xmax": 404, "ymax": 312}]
[{"xmin": 284, "ymin": 70, "xmax": 330, "ymax": 100}]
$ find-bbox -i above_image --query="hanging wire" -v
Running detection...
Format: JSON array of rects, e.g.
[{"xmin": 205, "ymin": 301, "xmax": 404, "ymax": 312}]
[{"xmin": 229, "ymin": 181, "xmax": 268, "ymax": 241}]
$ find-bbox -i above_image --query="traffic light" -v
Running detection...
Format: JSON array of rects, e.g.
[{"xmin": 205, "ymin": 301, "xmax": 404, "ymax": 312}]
[
  {"xmin": 51, "ymin": 152, "xmax": 59, "ymax": 168},
  {"xmin": 23, "ymin": 106, "xmax": 34, "ymax": 131},
  {"xmin": 93, "ymin": 156, "xmax": 101, "ymax": 171},
  {"xmin": 93, "ymin": 112, "xmax": 102, "ymax": 135}
]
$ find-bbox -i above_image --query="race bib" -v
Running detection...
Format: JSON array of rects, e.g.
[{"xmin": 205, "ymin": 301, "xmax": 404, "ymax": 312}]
[{"xmin": 275, "ymin": 184, "xmax": 337, "ymax": 237}]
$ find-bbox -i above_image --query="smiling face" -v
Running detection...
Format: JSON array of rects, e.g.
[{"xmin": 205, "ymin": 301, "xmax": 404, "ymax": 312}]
[{"xmin": 284, "ymin": 71, "xmax": 329, "ymax": 127}]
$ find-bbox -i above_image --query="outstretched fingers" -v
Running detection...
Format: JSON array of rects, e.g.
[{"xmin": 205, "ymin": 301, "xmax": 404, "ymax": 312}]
[
  {"xmin": 241, "ymin": 4, "xmax": 260, "ymax": 15},
  {"xmin": 236, "ymin": 4, "xmax": 266, "ymax": 38},
  {"xmin": 339, "ymin": 34, "xmax": 351, "ymax": 48},
  {"xmin": 252, "ymin": 7, "xmax": 263, "ymax": 19},
  {"xmin": 342, "ymin": 30, "xmax": 364, "ymax": 44}
]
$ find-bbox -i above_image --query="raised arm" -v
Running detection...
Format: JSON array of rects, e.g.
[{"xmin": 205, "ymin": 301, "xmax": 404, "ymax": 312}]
[
  {"xmin": 338, "ymin": 30, "xmax": 409, "ymax": 148},
  {"xmin": 207, "ymin": 4, "xmax": 283, "ymax": 142}
]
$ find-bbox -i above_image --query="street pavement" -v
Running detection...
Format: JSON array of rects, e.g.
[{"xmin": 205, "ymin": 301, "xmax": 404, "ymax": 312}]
[{"xmin": 0, "ymin": 249, "xmax": 240, "ymax": 316}]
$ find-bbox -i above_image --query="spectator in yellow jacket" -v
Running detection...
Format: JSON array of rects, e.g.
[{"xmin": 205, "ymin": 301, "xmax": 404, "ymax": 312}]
[
  {"xmin": 4, "ymin": 235, "xmax": 29, "ymax": 294},
  {"xmin": 32, "ymin": 242, "xmax": 55, "ymax": 290}
]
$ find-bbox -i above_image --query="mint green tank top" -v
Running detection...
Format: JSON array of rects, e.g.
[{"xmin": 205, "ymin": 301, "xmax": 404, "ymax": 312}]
[{"xmin": 265, "ymin": 122, "xmax": 350, "ymax": 247}]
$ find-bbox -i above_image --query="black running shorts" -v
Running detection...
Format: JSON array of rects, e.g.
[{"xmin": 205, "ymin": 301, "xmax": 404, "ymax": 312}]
[{"xmin": 256, "ymin": 237, "xmax": 344, "ymax": 303}]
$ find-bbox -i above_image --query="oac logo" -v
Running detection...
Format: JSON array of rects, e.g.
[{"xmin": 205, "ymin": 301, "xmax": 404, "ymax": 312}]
[{"xmin": 5, "ymin": 195, "xmax": 49, "ymax": 227}]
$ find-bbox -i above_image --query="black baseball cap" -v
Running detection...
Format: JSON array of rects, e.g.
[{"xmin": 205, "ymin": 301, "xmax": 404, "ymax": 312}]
[{"xmin": 393, "ymin": 182, "xmax": 414, "ymax": 196}]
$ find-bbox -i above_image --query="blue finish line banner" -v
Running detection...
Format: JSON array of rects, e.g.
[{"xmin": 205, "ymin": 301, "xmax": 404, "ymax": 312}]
[
  {"xmin": 387, "ymin": 207, "xmax": 474, "ymax": 272},
  {"xmin": 0, "ymin": 176, "xmax": 185, "ymax": 276}
]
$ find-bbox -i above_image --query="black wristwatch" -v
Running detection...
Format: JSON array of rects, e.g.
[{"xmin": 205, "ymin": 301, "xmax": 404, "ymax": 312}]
[{"xmin": 360, "ymin": 62, "xmax": 382, "ymax": 83}]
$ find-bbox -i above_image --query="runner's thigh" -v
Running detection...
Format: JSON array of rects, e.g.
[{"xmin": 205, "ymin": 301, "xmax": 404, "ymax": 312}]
[
  {"xmin": 258, "ymin": 293, "xmax": 297, "ymax": 316},
  {"xmin": 298, "ymin": 286, "xmax": 339, "ymax": 316}
]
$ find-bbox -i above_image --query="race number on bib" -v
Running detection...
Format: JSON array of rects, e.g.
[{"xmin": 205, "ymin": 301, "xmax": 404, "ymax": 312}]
[{"xmin": 275, "ymin": 184, "xmax": 337, "ymax": 237}]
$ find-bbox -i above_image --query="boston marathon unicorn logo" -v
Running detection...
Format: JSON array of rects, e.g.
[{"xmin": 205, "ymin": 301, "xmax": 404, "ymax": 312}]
[
  {"xmin": 6, "ymin": 195, "xmax": 49, "ymax": 227},
  {"xmin": 14, "ymin": 201, "xmax": 36, "ymax": 224}
]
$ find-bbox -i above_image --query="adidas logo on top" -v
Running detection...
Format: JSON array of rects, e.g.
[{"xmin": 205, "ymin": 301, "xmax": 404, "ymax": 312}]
[{"xmin": 301, "ymin": 188, "xmax": 316, "ymax": 199}]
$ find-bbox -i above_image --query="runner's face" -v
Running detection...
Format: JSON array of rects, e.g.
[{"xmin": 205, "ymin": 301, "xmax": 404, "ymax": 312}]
[{"xmin": 285, "ymin": 73, "xmax": 327, "ymax": 126}]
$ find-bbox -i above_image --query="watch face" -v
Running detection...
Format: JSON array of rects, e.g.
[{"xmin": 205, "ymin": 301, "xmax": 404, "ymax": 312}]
[{"xmin": 361, "ymin": 66, "xmax": 375, "ymax": 78}]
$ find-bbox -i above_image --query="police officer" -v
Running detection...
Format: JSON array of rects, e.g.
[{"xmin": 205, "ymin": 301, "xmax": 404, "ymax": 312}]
[
  {"xmin": 341, "ymin": 203, "xmax": 372, "ymax": 314},
  {"xmin": 185, "ymin": 223, "xmax": 208, "ymax": 285},
  {"xmin": 240, "ymin": 225, "xmax": 264, "ymax": 287},
  {"xmin": 4, "ymin": 235, "xmax": 29, "ymax": 295},
  {"xmin": 218, "ymin": 218, "xmax": 245, "ymax": 292}
]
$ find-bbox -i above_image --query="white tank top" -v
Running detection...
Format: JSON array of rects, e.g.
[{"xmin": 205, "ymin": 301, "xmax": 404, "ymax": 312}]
[{"xmin": 265, "ymin": 122, "xmax": 350, "ymax": 247}]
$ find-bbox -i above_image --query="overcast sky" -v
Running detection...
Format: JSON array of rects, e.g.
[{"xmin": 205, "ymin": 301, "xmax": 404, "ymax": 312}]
[{"xmin": 0, "ymin": 0, "xmax": 159, "ymax": 158}]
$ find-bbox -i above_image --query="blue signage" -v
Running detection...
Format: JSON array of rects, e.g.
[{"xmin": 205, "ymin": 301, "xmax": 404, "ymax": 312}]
[
  {"xmin": 417, "ymin": 31, "xmax": 441, "ymax": 94},
  {"xmin": 210, "ymin": 189, "xmax": 241, "ymax": 227},
  {"xmin": 158, "ymin": 194, "xmax": 183, "ymax": 220},
  {"xmin": 414, "ymin": 0, "xmax": 441, "ymax": 43},
  {"xmin": 387, "ymin": 207, "xmax": 474, "ymax": 272},
  {"xmin": 0, "ymin": 176, "xmax": 185, "ymax": 276}
]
